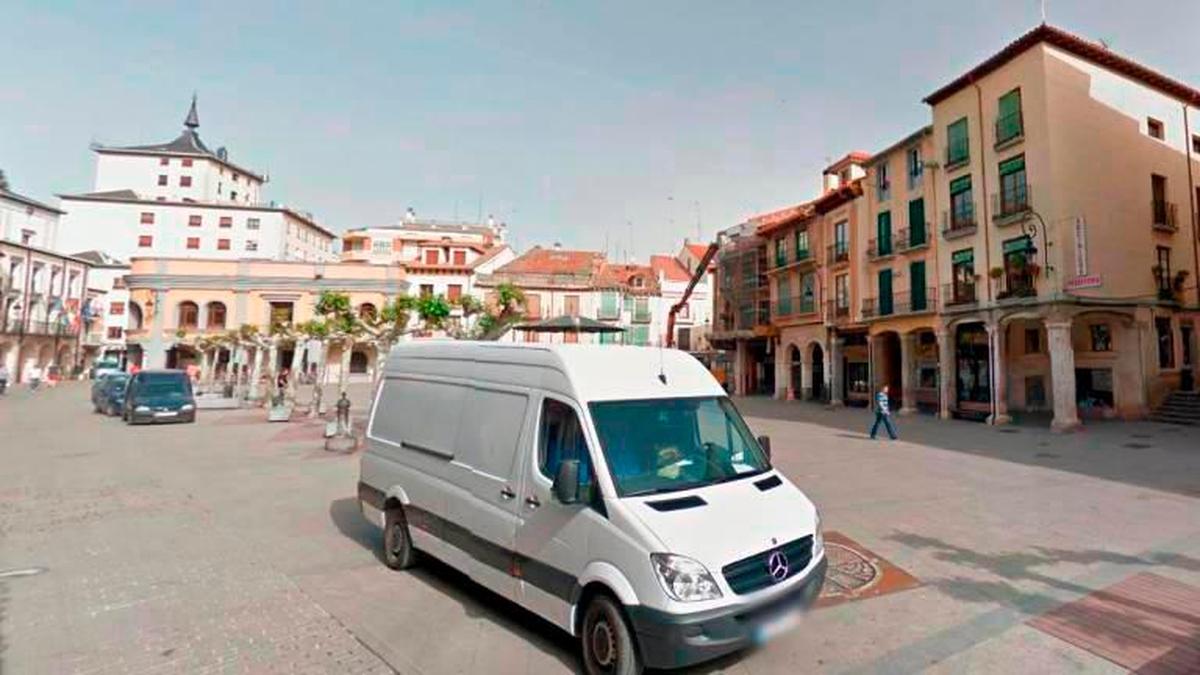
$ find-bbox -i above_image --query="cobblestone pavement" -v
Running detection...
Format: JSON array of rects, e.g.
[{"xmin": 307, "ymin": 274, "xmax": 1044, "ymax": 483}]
[{"xmin": 1, "ymin": 384, "xmax": 1198, "ymax": 674}]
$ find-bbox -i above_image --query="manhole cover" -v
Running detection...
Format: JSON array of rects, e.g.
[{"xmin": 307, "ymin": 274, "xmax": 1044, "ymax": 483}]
[
  {"xmin": 823, "ymin": 543, "xmax": 881, "ymax": 596},
  {"xmin": 1123, "ymin": 443, "xmax": 1153, "ymax": 449},
  {"xmin": 816, "ymin": 532, "xmax": 920, "ymax": 609}
]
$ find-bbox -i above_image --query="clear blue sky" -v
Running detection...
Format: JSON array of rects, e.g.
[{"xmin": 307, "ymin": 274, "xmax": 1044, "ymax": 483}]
[{"xmin": 3, "ymin": 1, "xmax": 1198, "ymax": 257}]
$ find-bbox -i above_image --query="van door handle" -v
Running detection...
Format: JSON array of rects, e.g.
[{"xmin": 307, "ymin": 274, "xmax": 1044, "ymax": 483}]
[
  {"xmin": 499, "ymin": 487, "xmax": 516, "ymax": 500},
  {"xmin": 525, "ymin": 496, "xmax": 541, "ymax": 508}
]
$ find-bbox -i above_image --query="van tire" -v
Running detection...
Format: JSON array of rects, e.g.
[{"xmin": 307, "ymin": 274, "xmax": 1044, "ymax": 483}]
[
  {"xmin": 581, "ymin": 594, "xmax": 642, "ymax": 675},
  {"xmin": 383, "ymin": 506, "xmax": 417, "ymax": 570}
]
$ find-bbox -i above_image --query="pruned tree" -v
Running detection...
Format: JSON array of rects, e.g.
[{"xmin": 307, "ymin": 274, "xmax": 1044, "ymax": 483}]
[
  {"xmin": 361, "ymin": 296, "xmax": 415, "ymax": 383},
  {"xmin": 474, "ymin": 282, "xmax": 526, "ymax": 340}
]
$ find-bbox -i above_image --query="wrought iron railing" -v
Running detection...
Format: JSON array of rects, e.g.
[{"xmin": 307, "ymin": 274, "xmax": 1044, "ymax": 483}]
[
  {"xmin": 861, "ymin": 288, "xmax": 938, "ymax": 318},
  {"xmin": 993, "ymin": 183, "xmax": 1031, "ymax": 220},
  {"xmin": 1152, "ymin": 200, "xmax": 1178, "ymax": 231},
  {"xmin": 942, "ymin": 282, "xmax": 978, "ymax": 307},
  {"xmin": 942, "ymin": 206, "xmax": 977, "ymax": 237}
]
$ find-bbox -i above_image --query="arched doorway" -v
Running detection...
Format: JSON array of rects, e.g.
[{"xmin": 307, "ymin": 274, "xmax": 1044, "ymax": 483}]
[
  {"xmin": 349, "ymin": 349, "xmax": 369, "ymax": 374},
  {"xmin": 955, "ymin": 322, "xmax": 991, "ymax": 419},
  {"xmin": 789, "ymin": 345, "xmax": 802, "ymax": 400},
  {"xmin": 811, "ymin": 343, "xmax": 825, "ymax": 402}
]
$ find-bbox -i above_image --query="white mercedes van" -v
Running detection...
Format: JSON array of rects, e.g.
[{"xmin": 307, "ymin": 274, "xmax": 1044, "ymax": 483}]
[{"xmin": 358, "ymin": 342, "xmax": 826, "ymax": 674}]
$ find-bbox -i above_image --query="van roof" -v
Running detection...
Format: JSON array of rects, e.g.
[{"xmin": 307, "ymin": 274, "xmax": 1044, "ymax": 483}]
[{"xmin": 383, "ymin": 342, "xmax": 725, "ymax": 403}]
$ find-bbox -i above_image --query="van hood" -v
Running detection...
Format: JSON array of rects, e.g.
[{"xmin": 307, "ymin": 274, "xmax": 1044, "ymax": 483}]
[{"xmin": 624, "ymin": 472, "xmax": 818, "ymax": 573}]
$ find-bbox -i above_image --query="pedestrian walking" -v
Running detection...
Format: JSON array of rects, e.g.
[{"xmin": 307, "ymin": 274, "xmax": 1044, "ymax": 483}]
[
  {"xmin": 28, "ymin": 364, "xmax": 42, "ymax": 392},
  {"xmin": 869, "ymin": 384, "xmax": 898, "ymax": 440}
]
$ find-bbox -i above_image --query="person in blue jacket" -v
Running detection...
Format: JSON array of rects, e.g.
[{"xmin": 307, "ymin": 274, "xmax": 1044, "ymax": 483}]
[{"xmin": 870, "ymin": 384, "xmax": 898, "ymax": 440}]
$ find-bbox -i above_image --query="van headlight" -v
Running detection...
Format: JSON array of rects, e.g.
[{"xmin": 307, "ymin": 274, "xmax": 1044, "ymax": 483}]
[
  {"xmin": 650, "ymin": 553, "xmax": 722, "ymax": 602},
  {"xmin": 813, "ymin": 511, "xmax": 824, "ymax": 558}
]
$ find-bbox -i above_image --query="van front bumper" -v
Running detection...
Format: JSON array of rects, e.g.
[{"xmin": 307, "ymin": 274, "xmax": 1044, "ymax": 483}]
[{"xmin": 626, "ymin": 555, "xmax": 827, "ymax": 670}]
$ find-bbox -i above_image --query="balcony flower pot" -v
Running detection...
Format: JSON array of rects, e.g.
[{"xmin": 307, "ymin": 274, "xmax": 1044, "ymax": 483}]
[{"xmin": 1026, "ymin": 262, "xmax": 1041, "ymax": 278}]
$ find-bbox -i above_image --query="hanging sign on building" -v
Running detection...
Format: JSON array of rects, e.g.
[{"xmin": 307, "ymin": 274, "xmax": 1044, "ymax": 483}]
[
  {"xmin": 1074, "ymin": 216, "xmax": 1088, "ymax": 276},
  {"xmin": 1065, "ymin": 274, "xmax": 1102, "ymax": 290}
]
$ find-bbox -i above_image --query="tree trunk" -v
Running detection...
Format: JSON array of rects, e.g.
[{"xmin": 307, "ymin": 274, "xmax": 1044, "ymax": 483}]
[
  {"xmin": 266, "ymin": 341, "xmax": 280, "ymax": 401},
  {"xmin": 288, "ymin": 339, "xmax": 304, "ymax": 402},
  {"xmin": 338, "ymin": 337, "xmax": 352, "ymax": 396},
  {"xmin": 247, "ymin": 346, "xmax": 264, "ymax": 404},
  {"xmin": 309, "ymin": 340, "xmax": 326, "ymax": 418}
]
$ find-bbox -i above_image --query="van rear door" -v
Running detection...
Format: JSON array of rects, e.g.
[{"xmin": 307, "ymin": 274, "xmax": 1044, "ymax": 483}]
[{"xmin": 447, "ymin": 385, "xmax": 533, "ymax": 602}]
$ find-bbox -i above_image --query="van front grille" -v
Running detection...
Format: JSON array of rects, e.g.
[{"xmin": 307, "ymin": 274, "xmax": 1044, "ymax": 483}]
[{"xmin": 721, "ymin": 535, "xmax": 813, "ymax": 595}]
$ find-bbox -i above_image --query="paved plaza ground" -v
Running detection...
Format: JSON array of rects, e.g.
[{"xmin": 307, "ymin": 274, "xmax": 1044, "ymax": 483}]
[{"xmin": 1, "ymin": 383, "xmax": 1198, "ymax": 673}]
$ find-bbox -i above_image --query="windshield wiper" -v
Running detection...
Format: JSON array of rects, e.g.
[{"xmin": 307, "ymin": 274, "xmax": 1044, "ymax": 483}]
[{"xmin": 624, "ymin": 482, "xmax": 708, "ymax": 498}]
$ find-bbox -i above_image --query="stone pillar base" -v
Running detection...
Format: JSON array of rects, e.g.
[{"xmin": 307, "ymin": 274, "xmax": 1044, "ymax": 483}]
[
  {"xmin": 801, "ymin": 387, "xmax": 813, "ymax": 401},
  {"xmin": 939, "ymin": 408, "xmax": 952, "ymax": 420},
  {"xmin": 829, "ymin": 399, "xmax": 844, "ymax": 408},
  {"xmin": 899, "ymin": 406, "xmax": 918, "ymax": 416},
  {"xmin": 1051, "ymin": 418, "xmax": 1082, "ymax": 433},
  {"xmin": 988, "ymin": 413, "xmax": 1012, "ymax": 425}
]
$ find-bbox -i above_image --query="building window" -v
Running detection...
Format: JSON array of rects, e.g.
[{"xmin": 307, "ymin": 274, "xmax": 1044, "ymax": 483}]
[
  {"xmin": 448, "ymin": 284, "xmax": 463, "ymax": 302},
  {"xmin": 182, "ymin": 158, "xmax": 193, "ymax": 167},
  {"xmin": 876, "ymin": 162, "xmax": 890, "ymax": 201},
  {"xmin": 219, "ymin": 216, "xmax": 232, "ymax": 228},
  {"xmin": 107, "ymin": 326, "xmax": 124, "ymax": 339},
  {"xmin": 795, "ymin": 229, "xmax": 810, "ymax": 259},
  {"xmin": 876, "ymin": 211, "xmax": 893, "ymax": 256},
  {"xmin": 908, "ymin": 198, "xmax": 927, "ymax": 246},
  {"xmin": 524, "ymin": 293, "xmax": 541, "ymax": 318},
  {"xmin": 996, "ymin": 89, "xmax": 1023, "ymax": 144},
  {"xmin": 1151, "ymin": 174, "xmax": 1173, "ymax": 227},
  {"xmin": 230, "ymin": 191, "xmax": 237, "ymax": 201},
  {"xmin": 906, "ymin": 146, "xmax": 922, "ymax": 189},
  {"xmin": 109, "ymin": 301, "xmax": 125, "ymax": 315},
  {"xmin": 247, "ymin": 218, "xmax": 260, "ymax": 230},
  {"xmin": 186, "ymin": 237, "xmax": 200, "ymax": 250},
  {"xmin": 140, "ymin": 212, "xmax": 155, "ymax": 224},
  {"xmin": 1155, "ymin": 246, "xmax": 1172, "ymax": 291},
  {"xmin": 1090, "ymin": 324, "xmax": 1112, "ymax": 352},
  {"xmin": 1193, "ymin": 135, "xmax": 1200, "ymax": 154},
  {"xmin": 949, "ymin": 175, "xmax": 974, "ymax": 230},
  {"xmin": 207, "ymin": 302, "xmax": 226, "ymax": 329},
  {"xmin": 835, "ymin": 274, "xmax": 849, "ymax": 312},
  {"xmin": 178, "ymin": 301, "xmax": 199, "ymax": 329},
  {"xmin": 947, "ymin": 117, "xmax": 969, "ymax": 166},
  {"xmin": 420, "ymin": 284, "xmax": 434, "ymax": 297},
  {"xmin": 997, "ymin": 155, "xmax": 1029, "ymax": 217},
  {"xmin": 1025, "ymin": 376, "xmax": 1046, "ymax": 408},
  {"xmin": 599, "ymin": 291, "xmax": 619, "ymax": 319},
  {"xmin": 1156, "ymin": 317, "xmax": 1175, "ymax": 368},
  {"xmin": 157, "ymin": 174, "xmax": 168, "ymax": 186},
  {"xmin": 138, "ymin": 235, "xmax": 153, "ymax": 248},
  {"xmin": 269, "ymin": 302, "xmax": 294, "ymax": 327},
  {"xmin": 1025, "ymin": 327, "xmax": 1041, "ymax": 354},
  {"xmin": 159, "ymin": 157, "xmax": 169, "ymax": 166},
  {"xmin": 800, "ymin": 273, "xmax": 816, "ymax": 312},
  {"xmin": 424, "ymin": 250, "xmax": 438, "ymax": 265},
  {"xmin": 1147, "ymin": 117, "xmax": 1164, "ymax": 140},
  {"xmin": 188, "ymin": 215, "xmax": 202, "ymax": 227},
  {"xmin": 1001, "ymin": 236, "xmax": 1036, "ymax": 298},
  {"xmin": 452, "ymin": 250, "xmax": 467, "ymax": 266},
  {"xmin": 217, "ymin": 238, "xmax": 230, "ymax": 250},
  {"xmin": 951, "ymin": 248, "xmax": 975, "ymax": 303},
  {"xmin": 834, "ymin": 220, "xmax": 848, "ymax": 258},
  {"xmin": 245, "ymin": 240, "xmax": 258, "ymax": 251},
  {"xmin": 180, "ymin": 176, "xmax": 192, "ymax": 187}
]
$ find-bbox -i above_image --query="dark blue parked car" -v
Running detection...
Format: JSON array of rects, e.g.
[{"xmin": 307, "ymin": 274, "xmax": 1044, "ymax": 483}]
[
  {"xmin": 96, "ymin": 372, "xmax": 131, "ymax": 416},
  {"xmin": 123, "ymin": 370, "xmax": 196, "ymax": 424}
]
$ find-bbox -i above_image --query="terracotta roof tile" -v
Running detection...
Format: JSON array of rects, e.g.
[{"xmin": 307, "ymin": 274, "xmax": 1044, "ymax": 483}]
[
  {"xmin": 496, "ymin": 246, "xmax": 602, "ymax": 275},
  {"xmin": 649, "ymin": 255, "xmax": 691, "ymax": 282},
  {"xmin": 594, "ymin": 262, "xmax": 661, "ymax": 295}
]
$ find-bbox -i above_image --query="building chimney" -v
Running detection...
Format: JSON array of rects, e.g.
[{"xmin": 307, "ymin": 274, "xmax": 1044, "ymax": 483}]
[
  {"xmin": 404, "ymin": 207, "xmax": 416, "ymax": 223},
  {"xmin": 553, "ymin": 241, "xmax": 562, "ymax": 251},
  {"xmin": 823, "ymin": 172, "xmax": 839, "ymax": 193}
]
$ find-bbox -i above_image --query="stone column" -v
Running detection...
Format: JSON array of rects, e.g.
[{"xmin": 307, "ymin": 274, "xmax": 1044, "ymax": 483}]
[
  {"xmin": 197, "ymin": 303, "xmax": 208, "ymax": 334},
  {"xmin": 146, "ymin": 289, "xmax": 168, "ymax": 369},
  {"xmin": 899, "ymin": 332, "xmax": 918, "ymax": 415},
  {"xmin": 1046, "ymin": 320, "xmax": 1081, "ymax": 432},
  {"xmin": 774, "ymin": 341, "xmax": 788, "ymax": 400},
  {"xmin": 829, "ymin": 337, "xmax": 844, "ymax": 406},
  {"xmin": 937, "ymin": 329, "xmax": 953, "ymax": 419},
  {"xmin": 988, "ymin": 323, "xmax": 1011, "ymax": 425},
  {"xmin": 734, "ymin": 340, "xmax": 748, "ymax": 396},
  {"xmin": 800, "ymin": 350, "xmax": 813, "ymax": 401}
]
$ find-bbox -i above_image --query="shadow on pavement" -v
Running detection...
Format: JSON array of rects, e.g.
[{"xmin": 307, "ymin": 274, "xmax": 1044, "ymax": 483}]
[
  {"xmin": 736, "ymin": 397, "xmax": 1200, "ymax": 500},
  {"xmin": 328, "ymin": 498, "xmax": 580, "ymax": 672}
]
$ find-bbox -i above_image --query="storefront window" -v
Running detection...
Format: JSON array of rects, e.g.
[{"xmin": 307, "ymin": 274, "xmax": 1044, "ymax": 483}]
[
  {"xmin": 956, "ymin": 324, "xmax": 991, "ymax": 404},
  {"xmin": 1090, "ymin": 324, "xmax": 1112, "ymax": 352}
]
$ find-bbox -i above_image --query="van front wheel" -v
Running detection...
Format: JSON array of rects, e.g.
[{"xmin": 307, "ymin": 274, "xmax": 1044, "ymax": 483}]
[
  {"xmin": 382, "ymin": 506, "xmax": 417, "ymax": 570},
  {"xmin": 581, "ymin": 594, "xmax": 642, "ymax": 675}
]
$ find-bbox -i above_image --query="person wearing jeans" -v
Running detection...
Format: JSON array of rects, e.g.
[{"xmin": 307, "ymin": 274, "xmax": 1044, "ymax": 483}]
[{"xmin": 870, "ymin": 384, "xmax": 898, "ymax": 440}]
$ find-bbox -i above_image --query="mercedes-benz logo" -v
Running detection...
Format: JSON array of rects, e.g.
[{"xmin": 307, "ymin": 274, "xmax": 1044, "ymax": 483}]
[{"xmin": 766, "ymin": 550, "xmax": 789, "ymax": 583}]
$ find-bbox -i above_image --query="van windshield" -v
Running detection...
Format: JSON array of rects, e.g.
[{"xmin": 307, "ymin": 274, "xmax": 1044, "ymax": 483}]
[{"xmin": 588, "ymin": 397, "xmax": 770, "ymax": 497}]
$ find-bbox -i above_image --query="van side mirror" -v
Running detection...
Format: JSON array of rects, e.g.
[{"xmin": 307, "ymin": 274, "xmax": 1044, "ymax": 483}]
[
  {"xmin": 552, "ymin": 459, "xmax": 581, "ymax": 504},
  {"xmin": 757, "ymin": 435, "xmax": 772, "ymax": 461}
]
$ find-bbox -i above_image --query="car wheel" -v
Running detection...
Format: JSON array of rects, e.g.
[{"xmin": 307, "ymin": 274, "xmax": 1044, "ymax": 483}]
[
  {"xmin": 581, "ymin": 594, "xmax": 642, "ymax": 675},
  {"xmin": 382, "ymin": 506, "xmax": 418, "ymax": 570}
]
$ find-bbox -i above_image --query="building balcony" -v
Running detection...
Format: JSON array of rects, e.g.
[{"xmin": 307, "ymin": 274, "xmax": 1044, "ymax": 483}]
[
  {"xmin": 1152, "ymin": 200, "xmax": 1178, "ymax": 232},
  {"xmin": 942, "ymin": 282, "xmax": 978, "ymax": 308},
  {"xmin": 994, "ymin": 110, "xmax": 1024, "ymax": 148},
  {"xmin": 993, "ymin": 184, "xmax": 1032, "ymax": 223},
  {"xmin": 942, "ymin": 208, "xmax": 977, "ymax": 240},
  {"xmin": 773, "ymin": 295, "xmax": 818, "ymax": 320},
  {"xmin": 996, "ymin": 284, "xmax": 1038, "ymax": 303},
  {"xmin": 824, "ymin": 300, "xmax": 851, "ymax": 324},
  {"xmin": 861, "ymin": 288, "xmax": 938, "ymax": 319},
  {"xmin": 894, "ymin": 226, "xmax": 930, "ymax": 252},
  {"xmin": 826, "ymin": 244, "xmax": 850, "ymax": 266},
  {"xmin": 1, "ymin": 317, "xmax": 80, "ymax": 337}
]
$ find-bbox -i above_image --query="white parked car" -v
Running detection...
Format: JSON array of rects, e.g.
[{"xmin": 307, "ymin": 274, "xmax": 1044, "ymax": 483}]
[{"xmin": 358, "ymin": 342, "xmax": 825, "ymax": 674}]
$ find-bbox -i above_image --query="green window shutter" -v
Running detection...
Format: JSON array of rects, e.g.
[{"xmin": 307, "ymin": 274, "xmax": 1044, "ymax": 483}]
[
  {"xmin": 908, "ymin": 198, "xmax": 926, "ymax": 245},
  {"xmin": 998, "ymin": 155, "xmax": 1025, "ymax": 177},
  {"xmin": 1003, "ymin": 236, "xmax": 1033, "ymax": 254},
  {"xmin": 948, "ymin": 118, "xmax": 969, "ymax": 164},
  {"xmin": 952, "ymin": 248, "xmax": 974, "ymax": 265},
  {"xmin": 997, "ymin": 90, "xmax": 1022, "ymax": 142},
  {"xmin": 600, "ymin": 292, "xmax": 617, "ymax": 318},
  {"xmin": 910, "ymin": 261, "xmax": 927, "ymax": 311},
  {"xmin": 877, "ymin": 211, "xmax": 892, "ymax": 255},
  {"xmin": 878, "ymin": 269, "xmax": 893, "ymax": 315},
  {"xmin": 950, "ymin": 175, "xmax": 972, "ymax": 195}
]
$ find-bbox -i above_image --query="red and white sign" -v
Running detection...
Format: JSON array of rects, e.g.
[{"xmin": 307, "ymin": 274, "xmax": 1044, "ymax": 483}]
[{"xmin": 1065, "ymin": 274, "xmax": 1102, "ymax": 290}]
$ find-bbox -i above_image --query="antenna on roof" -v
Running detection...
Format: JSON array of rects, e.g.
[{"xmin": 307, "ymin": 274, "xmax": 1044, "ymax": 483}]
[{"xmin": 1040, "ymin": 0, "xmax": 1047, "ymax": 23}]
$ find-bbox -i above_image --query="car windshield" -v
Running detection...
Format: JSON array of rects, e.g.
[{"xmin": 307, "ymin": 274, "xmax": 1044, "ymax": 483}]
[
  {"xmin": 588, "ymin": 396, "xmax": 770, "ymax": 497},
  {"xmin": 104, "ymin": 376, "xmax": 129, "ymax": 392},
  {"xmin": 138, "ymin": 374, "xmax": 190, "ymax": 399}
]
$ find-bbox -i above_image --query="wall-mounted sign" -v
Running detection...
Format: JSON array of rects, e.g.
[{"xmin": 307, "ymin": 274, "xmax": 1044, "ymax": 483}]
[
  {"xmin": 1065, "ymin": 274, "xmax": 1102, "ymax": 290},
  {"xmin": 1074, "ymin": 216, "xmax": 1088, "ymax": 276}
]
